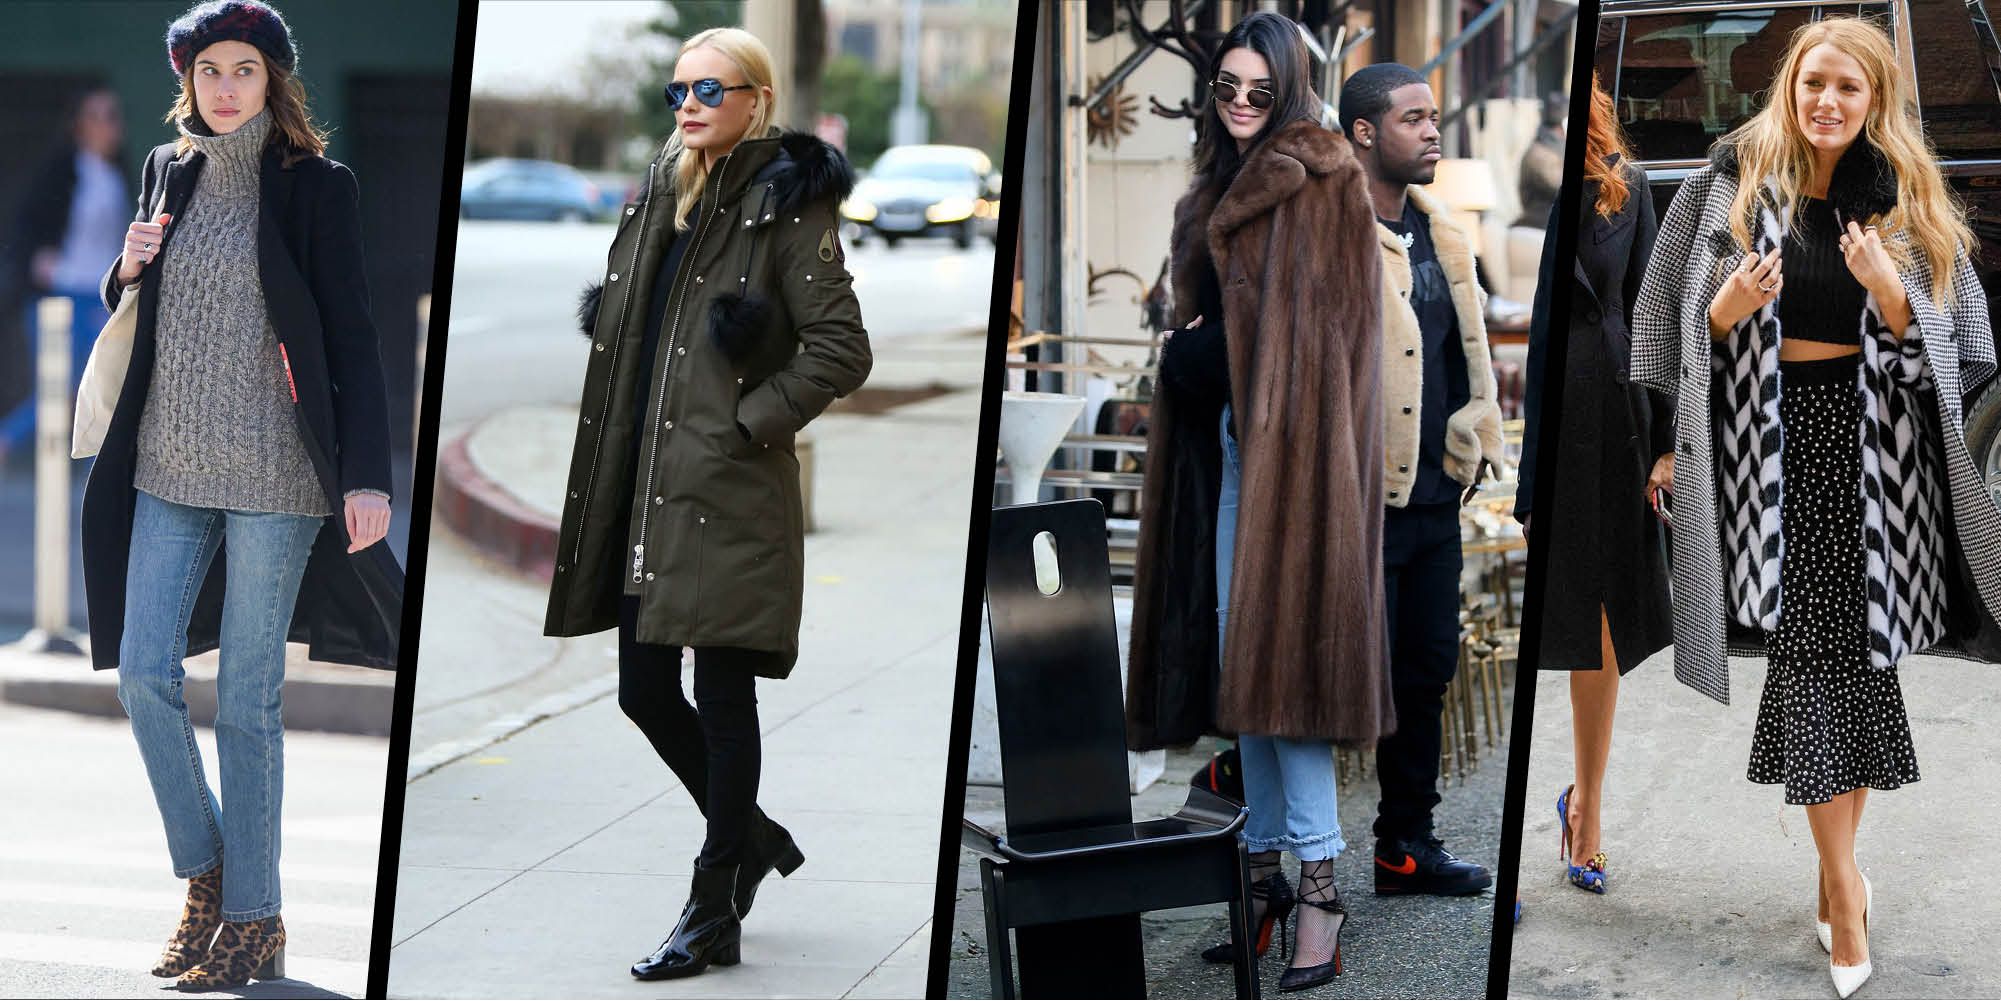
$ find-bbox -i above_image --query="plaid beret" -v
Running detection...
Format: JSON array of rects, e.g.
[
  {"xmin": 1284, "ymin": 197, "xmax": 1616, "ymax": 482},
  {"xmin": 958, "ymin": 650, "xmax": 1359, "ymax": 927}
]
[{"xmin": 166, "ymin": 0, "xmax": 295, "ymax": 77}]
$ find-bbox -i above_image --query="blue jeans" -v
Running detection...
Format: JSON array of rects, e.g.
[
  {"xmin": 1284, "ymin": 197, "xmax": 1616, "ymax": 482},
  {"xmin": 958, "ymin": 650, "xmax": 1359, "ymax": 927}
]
[
  {"xmin": 117, "ymin": 490, "xmax": 321, "ymax": 920},
  {"xmin": 1216, "ymin": 406, "xmax": 1345, "ymax": 861},
  {"xmin": 3, "ymin": 290, "xmax": 109, "ymax": 451}
]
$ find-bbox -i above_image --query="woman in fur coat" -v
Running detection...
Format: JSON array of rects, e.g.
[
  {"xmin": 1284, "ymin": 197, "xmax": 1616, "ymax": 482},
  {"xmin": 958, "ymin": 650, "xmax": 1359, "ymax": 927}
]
[
  {"xmin": 1632, "ymin": 18, "xmax": 1999, "ymax": 997},
  {"xmin": 1124, "ymin": 12, "xmax": 1386, "ymax": 990},
  {"xmin": 546, "ymin": 27, "xmax": 871, "ymax": 982}
]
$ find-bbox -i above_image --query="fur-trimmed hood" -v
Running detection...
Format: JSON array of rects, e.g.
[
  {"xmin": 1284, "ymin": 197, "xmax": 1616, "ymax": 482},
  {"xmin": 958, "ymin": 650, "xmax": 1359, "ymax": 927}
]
[{"xmin": 575, "ymin": 130, "xmax": 855, "ymax": 336}]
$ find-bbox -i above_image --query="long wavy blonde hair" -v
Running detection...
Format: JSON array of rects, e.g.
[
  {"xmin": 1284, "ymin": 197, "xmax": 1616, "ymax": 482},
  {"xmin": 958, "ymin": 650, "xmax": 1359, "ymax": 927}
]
[
  {"xmin": 665, "ymin": 27, "xmax": 778, "ymax": 232},
  {"xmin": 1722, "ymin": 17, "xmax": 1970, "ymax": 303}
]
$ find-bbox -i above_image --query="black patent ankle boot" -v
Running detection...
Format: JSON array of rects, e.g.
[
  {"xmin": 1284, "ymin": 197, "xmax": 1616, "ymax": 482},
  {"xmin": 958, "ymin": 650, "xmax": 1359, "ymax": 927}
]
[
  {"xmin": 736, "ymin": 813, "xmax": 805, "ymax": 919},
  {"xmin": 631, "ymin": 861, "xmax": 742, "ymax": 980}
]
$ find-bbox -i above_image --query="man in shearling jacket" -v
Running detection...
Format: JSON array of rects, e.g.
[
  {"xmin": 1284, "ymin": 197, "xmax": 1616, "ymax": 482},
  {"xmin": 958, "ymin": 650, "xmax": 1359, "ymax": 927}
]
[{"xmin": 1341, "ymin": 63, "xmax": 1506, "ymax": 897}]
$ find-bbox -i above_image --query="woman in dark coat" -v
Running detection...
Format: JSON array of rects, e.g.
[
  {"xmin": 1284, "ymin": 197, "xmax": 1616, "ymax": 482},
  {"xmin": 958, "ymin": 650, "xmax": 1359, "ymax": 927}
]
[
  {"xmin": 1515, "ymin": 76, "xmax": 1674, "ymax": 896},
  {"xmin": 544, "ymin": 26, "xmax": 871, "ymax": 982},
  {"xmin": 1125, "ymin": 12, "xmax": 1386, "ymax": 990},
  {"xmin": 82, "ymin": 1, "xmax": 401, "ymax": 988}
]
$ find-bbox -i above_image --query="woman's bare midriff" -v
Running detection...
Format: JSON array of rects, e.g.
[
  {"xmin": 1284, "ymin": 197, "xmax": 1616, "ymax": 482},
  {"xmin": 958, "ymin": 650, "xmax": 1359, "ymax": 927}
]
[{"xmin": 1779, "ymin": 340, "xmax": 1862, "ymax": 362}]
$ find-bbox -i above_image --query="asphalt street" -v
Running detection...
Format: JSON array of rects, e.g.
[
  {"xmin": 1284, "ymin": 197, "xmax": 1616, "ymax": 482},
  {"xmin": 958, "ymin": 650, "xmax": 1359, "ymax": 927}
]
[
  {"xmin": 438, "ymin": 219, "xmax": 994, "ymax": 427},
  {"xmin": 1511, "ymin": 648, "xmax": 2001, "ymax": 998},
  {"xmin": 0, "ymin": 702, "xmax": 391, "ymax": 999}
]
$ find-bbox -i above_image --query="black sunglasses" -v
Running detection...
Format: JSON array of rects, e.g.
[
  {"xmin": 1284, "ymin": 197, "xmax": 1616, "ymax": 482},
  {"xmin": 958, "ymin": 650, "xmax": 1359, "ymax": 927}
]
[
  {"xmin": 666, "ymin": 78, "xmax": 755, "ymax": 111},
  {"xmin": 1212, "ymin": 78, "xmax": 1276, "ymax": 110}
]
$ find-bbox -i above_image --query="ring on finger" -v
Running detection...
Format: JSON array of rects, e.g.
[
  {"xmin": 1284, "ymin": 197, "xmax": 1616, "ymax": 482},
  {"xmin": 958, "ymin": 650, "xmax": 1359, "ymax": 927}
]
[{"xmin": 1759, "ymin": 280, "xmax": 1778, "ymax": 292}]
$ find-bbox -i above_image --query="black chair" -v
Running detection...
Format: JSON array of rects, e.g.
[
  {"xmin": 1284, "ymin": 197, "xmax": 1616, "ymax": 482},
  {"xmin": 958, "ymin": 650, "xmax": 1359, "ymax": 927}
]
[{"xmin": 964, "ymin": 499, "xmax": 1257, "ymax": 998}]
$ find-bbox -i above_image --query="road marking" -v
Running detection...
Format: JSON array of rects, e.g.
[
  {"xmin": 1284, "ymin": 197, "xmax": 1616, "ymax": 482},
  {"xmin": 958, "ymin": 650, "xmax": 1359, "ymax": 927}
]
[{"xmin": 406, "ymin": 673, "xmax": 618, "ymax": 782}]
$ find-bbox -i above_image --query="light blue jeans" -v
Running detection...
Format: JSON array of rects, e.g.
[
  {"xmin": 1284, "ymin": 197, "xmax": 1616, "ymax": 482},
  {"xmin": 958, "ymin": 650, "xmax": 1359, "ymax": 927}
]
[
  {"xmin": 1217, "ymin": 406, "xmax": 1346, "ymax": 862},
  {"xmin": 117, "ymin": 489, "xmax": 321, "ymax": 920}
]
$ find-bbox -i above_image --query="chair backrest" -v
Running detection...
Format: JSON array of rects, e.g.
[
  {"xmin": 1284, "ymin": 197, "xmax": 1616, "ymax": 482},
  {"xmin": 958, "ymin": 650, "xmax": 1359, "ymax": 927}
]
[{"xmin": 986, "ymin": 499, "xmax": 1135, "ymax": 839}]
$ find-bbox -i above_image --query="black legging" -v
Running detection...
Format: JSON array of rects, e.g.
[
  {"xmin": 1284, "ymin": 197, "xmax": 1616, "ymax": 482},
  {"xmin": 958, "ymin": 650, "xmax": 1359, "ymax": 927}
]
[{"xmin": 616, "ymin": 597, "xmax": 768, "ymax": 867}]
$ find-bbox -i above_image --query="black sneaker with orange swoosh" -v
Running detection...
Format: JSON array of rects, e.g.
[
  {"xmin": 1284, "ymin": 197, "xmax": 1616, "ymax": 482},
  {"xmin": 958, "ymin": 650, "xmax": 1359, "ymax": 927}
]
[{"xmin": 1373, "ymin": 836, "xmax": 1492, "ymax": 896}]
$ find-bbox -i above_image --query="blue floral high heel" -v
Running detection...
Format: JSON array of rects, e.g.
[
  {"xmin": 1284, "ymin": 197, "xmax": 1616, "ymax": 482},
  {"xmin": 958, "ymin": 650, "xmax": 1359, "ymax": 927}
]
[{"xmin": 1557, "ymin": 784, "xmax": 1607, "ymax": 893}]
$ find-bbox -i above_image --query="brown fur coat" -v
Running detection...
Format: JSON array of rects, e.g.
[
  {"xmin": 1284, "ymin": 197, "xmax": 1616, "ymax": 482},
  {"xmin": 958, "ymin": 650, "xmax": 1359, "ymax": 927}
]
[{"xmin": 1126, "ymin": 119, "xmax": 1393, "ymax": 749}]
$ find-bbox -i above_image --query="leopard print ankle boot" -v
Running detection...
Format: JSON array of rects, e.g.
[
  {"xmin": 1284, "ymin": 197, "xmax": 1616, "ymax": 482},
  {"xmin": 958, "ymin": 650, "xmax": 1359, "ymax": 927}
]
[
  {"xmin": 149, "ymin": 867, "xmax": 223, "ymax": 978},
  {"xmin": 177, "ymin": 915, "xmax": 285, "ymax": 988}
]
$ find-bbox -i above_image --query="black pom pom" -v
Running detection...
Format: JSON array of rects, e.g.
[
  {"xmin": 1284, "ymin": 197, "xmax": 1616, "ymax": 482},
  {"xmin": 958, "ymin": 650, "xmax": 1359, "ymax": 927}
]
[
  {"xmin": 708, "ymin": 292, "xmax": 773, "ymax": 363},
  {"xmin": 576, "ymin": 282, "xmax": 603, "ymax": 337}
]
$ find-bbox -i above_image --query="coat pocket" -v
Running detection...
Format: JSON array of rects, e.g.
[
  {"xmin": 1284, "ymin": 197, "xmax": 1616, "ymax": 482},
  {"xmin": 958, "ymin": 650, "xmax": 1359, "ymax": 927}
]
[{"xmin": 695, "ymin": 508, "xmax": 794, "ymax": 637}]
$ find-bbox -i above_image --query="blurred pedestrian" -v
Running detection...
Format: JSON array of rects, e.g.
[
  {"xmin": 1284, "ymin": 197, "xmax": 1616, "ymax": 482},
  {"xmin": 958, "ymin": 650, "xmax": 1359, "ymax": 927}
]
[
  {"xmin": 1126, "ymin": 12, "xmax": 1386, "ymax": 989},
  {"xmin": 1515, "ymin": 74, "xmax": 1673, "ymax": 899},
  {"xmin": 1342, "ymin": 61, "xmax": 1506, "ymax": 899},
  {"xmin": 1516, "ymin": 91, "xmax": 1566, "ymax": 228},
  {"xmin": 0, "ymin": 86, "xmax": 128, "ymax": 467},
  {"xmin": 547, "ymin": 25, "xmax": 872, "ymax": 982},
  {"xmin": 84, "ymin": 1, "xmax": 402, "ymax": 988}
]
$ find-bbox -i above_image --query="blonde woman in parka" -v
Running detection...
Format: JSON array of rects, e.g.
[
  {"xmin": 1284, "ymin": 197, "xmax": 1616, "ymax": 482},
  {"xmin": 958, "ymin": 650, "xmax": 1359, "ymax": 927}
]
[{"xmin": 543, "ymin": 27, "xmax": 871, "ymax": 981}]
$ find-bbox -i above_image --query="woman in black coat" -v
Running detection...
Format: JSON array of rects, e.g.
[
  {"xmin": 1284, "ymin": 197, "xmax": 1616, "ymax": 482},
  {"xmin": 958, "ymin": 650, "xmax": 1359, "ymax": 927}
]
[
  {"xmin": 1516, "ymin": 75, "xmax": 1673, "ymax": 896},
  {"xmin": 79, "ymin": 2, "xmax": 400, "ymax": 988}
]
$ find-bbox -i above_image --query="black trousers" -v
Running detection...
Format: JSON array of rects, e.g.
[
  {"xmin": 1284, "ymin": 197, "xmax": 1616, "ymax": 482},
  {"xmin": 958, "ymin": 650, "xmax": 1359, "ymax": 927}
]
[
  {"xmin": 616, "ymin": 597, "xmax": 769, "ymax": 868},
  {"xmin": 1373, "ymin": 501, "xmax": 1463, "ymax": 842}
]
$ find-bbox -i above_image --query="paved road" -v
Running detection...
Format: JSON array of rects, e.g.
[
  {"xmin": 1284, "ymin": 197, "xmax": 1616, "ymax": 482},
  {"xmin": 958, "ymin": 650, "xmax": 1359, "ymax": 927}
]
[
  {"xmin": 438, "ymin": 219, "xmax": 995, "ymax": 427},
  {"xmin": 1510, "ymin": 649, "xmax": 2001, "ymax": 998},
  {"xmin": 0, "ymin": 701, "xmax": 390, "ymax": 999}
]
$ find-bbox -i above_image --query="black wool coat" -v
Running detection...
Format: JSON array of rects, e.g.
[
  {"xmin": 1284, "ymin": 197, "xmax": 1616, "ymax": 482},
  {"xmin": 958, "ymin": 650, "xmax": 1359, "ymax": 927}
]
[
  {"xmin": 82, "ymin": 141, "xmax": 403, "ymax": 671},
  {"xmin": 1517, "ymin": 159, "xmax": 1674, "ymax": 673}
]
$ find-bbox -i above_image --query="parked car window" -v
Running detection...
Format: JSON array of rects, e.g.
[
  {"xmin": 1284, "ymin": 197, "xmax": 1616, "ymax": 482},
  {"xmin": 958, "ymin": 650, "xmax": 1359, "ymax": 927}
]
[
  {"xmin": 1911, "ymin": 0, "xmax": 2001, "ymax": 158},
  {"xmin": 1601, "ymin": 4, "xmax": 1891, "ymax": 162}
]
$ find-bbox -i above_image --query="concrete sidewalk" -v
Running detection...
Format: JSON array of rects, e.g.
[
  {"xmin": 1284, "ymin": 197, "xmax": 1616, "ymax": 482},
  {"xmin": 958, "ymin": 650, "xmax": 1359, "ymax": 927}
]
[
  {"xmin": 0, "ymin": 644, "xmax": 396, "ymax": 735},
  {"xmin": 384, "ymin": 324, "xmax": 984, "ymax": 998},
  {"xmin": 1510, "ymin": 649, "xmax": 2001, "ymax": 998}
]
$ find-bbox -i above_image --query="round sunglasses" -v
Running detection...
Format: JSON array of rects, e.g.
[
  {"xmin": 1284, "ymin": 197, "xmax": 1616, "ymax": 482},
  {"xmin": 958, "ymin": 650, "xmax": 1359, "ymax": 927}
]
[
  {"xmin": 666, "ymin": 77, "xmax": 755, "ymax": 111},
  {"xmin": 1211, "ymin": 78, "xmax": 1276, "ymax": 110}
]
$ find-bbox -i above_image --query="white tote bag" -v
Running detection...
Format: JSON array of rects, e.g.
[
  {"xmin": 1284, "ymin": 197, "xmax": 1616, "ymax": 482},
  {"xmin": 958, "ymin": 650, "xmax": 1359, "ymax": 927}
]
[{"xmin": 72, "ymin": 191, "xmax": 162, "ymax": 460}]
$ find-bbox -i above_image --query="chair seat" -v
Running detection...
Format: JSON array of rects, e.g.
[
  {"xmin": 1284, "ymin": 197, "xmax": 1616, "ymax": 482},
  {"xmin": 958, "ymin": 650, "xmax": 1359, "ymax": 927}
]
[{"xmin": 963, "ymin": 786, "xmax": 1247, "ymax": 863}]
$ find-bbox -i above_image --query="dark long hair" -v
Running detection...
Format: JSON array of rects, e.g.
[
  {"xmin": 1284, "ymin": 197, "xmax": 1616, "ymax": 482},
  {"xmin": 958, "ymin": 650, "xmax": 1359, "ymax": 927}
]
[{"xmin": 1190, "ymin": 11, "xmax": 1319, "ymax": 191}]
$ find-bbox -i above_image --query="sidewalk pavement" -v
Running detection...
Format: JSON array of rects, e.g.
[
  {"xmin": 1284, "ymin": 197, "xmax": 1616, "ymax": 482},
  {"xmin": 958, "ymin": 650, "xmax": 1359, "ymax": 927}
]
[
  {"xmin": 1511, "ymin": 649, "xmax": 2001, "ymax": 998},
  {"xmin": 0, "ymin": 643, "xmax": 396, "ymax": 735},
  {"xmin": 384, "ymin": 323, "xmax": 985, "ymax": 998},
  {"xmin": 948, "ymin": 733, "xmax": 1509, "ymax": 998},
  {"xmin": 0, "ymin": 702, "xmax": 389, "ymax": 999}
]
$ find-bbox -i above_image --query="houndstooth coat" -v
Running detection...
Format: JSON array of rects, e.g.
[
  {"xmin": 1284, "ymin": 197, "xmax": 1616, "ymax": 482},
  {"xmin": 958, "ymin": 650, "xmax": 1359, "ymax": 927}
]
[{"xmin": 1631, "ymin": 140, "xmax": 2001, "ymax": 704}]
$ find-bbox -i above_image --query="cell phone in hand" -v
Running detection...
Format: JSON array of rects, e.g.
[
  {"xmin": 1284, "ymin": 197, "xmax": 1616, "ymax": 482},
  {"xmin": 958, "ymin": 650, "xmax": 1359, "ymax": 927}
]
[{"xmin": 1651, "ymin": 486, "xmax": 1673, "ymax": 526}]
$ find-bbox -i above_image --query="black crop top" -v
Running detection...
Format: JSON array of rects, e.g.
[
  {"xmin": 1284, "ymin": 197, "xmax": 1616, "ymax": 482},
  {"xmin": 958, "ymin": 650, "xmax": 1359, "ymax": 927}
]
[{"xmin": 1777, "ymin": 196, "xmax": 1869, "ymax": 346}]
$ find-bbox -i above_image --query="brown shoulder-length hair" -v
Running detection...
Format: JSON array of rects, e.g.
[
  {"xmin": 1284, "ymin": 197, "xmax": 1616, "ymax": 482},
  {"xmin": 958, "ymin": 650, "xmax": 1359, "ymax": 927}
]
[
  {"xmin": 1584, "ymin": 72, "xmax": 1634, "ymax": 218},
  {"xmin": 167, "ymin": 54, "xmax": 327, "ymax": 165}
]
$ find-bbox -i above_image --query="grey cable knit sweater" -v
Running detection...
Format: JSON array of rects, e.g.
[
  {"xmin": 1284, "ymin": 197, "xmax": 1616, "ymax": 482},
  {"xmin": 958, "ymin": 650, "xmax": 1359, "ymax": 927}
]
[{"xmin": 135, "ymin": 110, "xmax": 331, "ymax": 517}]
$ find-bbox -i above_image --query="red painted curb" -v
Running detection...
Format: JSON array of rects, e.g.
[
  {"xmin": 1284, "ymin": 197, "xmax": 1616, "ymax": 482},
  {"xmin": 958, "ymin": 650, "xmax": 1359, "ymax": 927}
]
[{"xmin": 434, "ymin": 426, "xmax": 559, "ymax": 581}]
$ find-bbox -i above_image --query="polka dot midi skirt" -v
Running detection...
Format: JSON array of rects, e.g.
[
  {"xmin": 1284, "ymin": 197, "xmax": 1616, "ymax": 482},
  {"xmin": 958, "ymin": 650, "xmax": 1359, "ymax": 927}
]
[{"xmin": 1747, "ymin": 356, "xmax": 1920, "ymax": 806}]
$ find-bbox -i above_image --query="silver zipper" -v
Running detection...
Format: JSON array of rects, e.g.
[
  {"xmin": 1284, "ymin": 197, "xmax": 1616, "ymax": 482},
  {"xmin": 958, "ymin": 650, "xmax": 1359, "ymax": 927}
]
[
  {"xmin": 575, "ymin": 161, "xmax": 656, "ymax": 570},
  {"xmin": 634, "ymin": 153, "xmax": 733, "ymax": 584}
]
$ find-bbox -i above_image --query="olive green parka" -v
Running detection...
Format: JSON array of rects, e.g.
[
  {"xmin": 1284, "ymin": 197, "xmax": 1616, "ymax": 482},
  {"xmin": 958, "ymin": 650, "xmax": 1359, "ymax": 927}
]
[{"xmin": 544, "ymin": 130, "xmax": 871, "ymax": 677}]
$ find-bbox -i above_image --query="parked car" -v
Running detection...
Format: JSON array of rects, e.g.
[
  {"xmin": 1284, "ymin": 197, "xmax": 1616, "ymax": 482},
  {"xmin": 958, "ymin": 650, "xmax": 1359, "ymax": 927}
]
[
  {"xmin": 840, "ymin": 144, "xmax": 1002, "ymax": 249},
  {"xmin": 460, "ymin": 158, "xmax": 605, "ymax": 222},
  {"xmin": 1596, "ymin": 0, "xmax": 2001, "ymax": 500}
]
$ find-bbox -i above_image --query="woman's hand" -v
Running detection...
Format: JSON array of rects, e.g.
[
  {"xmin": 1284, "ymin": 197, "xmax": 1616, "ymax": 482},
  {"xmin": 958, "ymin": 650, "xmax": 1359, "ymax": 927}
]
[
  {"xmin": 345, "ymin": 493, "xmax": 391, "ymax": 553},
  {"xmin": 1708, "ymin": 249, "xmax": 1781, "ymax": 340},
  {"xmin": 1647, "ymin": 451, "xmax": 1676, "ymax": 497},
  {"xmin": 1161, "ymin": 313, "xmax": 1203, "ymax": 347},
  {"xmin": 117, "ymin": 213, "xmax": 172, "ymax": 284},
  {"xmin": 1840, "ymin": 221, "xmax": 1910, "ymax": 335}
]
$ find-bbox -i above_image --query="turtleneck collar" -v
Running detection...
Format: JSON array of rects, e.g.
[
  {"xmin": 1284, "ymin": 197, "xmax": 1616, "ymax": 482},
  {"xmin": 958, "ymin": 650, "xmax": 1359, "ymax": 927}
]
[{"xmin": 182, "ymin": 108, "xmax": 272, "ymax": 196}]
